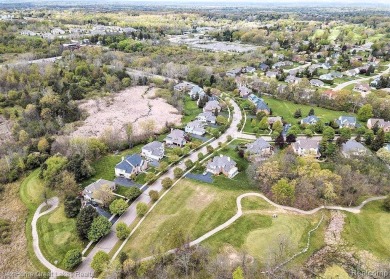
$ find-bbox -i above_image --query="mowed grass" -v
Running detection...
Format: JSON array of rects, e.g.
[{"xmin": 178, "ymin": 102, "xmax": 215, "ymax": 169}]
[
  {"xmin": 262, "ymin": 96, "xmax": 352, "ymax": 124},
  {"xmin": 322, "ymin": 265, "xmax": 352, "ymax": 279},
  {"xmin": 122, "ymin": 178, "xmax": 254, "ymax": 258},
  {"xmin": 37, "ymin": 205, "xmax": 85, "ymax": 270},
  {"xmin": 241, "ymin": 196, "xmax": 274, "ymax": 211},
  {"xmin": 342, "ymin": 201, "xmax": 390, "ymax": 259},
  {"xmin": 182, "ymin": 95, "xmax": 202, "ymax": 124}
]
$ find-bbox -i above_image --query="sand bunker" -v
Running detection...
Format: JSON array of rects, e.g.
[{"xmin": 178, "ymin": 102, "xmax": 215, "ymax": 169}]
[{"xmin": 71, "ymin": 86, "xmax": 181, "ymax": 139}]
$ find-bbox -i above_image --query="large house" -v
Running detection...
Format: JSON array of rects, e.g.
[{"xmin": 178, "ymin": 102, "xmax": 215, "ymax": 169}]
[
  {"xmin": 185, "ymin": 120, "xmax": 206, "ymax": 136},
  {"xmin": 354, "ymin": 83, "xmax": 371, "ymax": 94},
  {"xmin": 285, "ymin": 75, "xmax": 301, "ymax": 84},
  {"xmin": 367, "ymin": 118, "xmax": 390, "ymax": 132},
  {"xmin": 165, "ymin": 129, "xmax": 187, "ymax": 146},
  {"xmin": 174, "ymin": 81, "xmax": 194, "ymax": 92},
  {"xmin": 197, "ymin": 112, "xmax": 216, "ymax": 124},
  {"xmin": 141, "ymin": 141, "xmax": 165, "ymax": 161},
  {"xmin": 82, "ymin": 179, "xmax": 116, "ymax": 204},
  {"xmin": 206, "ymin": 155, "xmax": 238, "ymax": 178},
  {"xmin": 238, "ymin": 85, "xmax": 252, "ymax": 98},
  {"xmin": 336, "ymin": 116, "xmax": 357, "ymax": 128},
  {"xmin": 341, "ymin": 140, "xmax": 367, "ymax": 158},
  {"xmin": 115, "ymin": 154, "xmax": 147, "ymax": 179},
  {"xmin": 248, "ymin": 94, "xmax": 270, "ymax": 114},
  {"xmin": 301, "ymin": 115, "xmax": 319, "ymax": 125},
  {"xmin": 310, "ymin": 79, "xmax": 324, "ymax": 87},
  {"xmin": 292, "ymin": 139, "xmax": 320, "ymax": 158},
  {"xmin": 203, "ymin": 100, "xmax": 221, "ymax": 113},
  {"xmin": 246, "ymin": 138, "xmax": 273, "ymax": 159},
  {"xmin": 189, "ymin": 85, "xmax": 206, "ymax": 99}
]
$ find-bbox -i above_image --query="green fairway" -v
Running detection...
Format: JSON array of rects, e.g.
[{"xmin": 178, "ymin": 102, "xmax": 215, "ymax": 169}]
[
  {"xmin": 37, "ymin": 205, "xmax": 85, "ymax": 270},
  {"xmin": 342, "ymin": 201, "xmax": 390, "ymax": 259},
  {"xmin": 262, "ymin": 96, "xmax": 352, "ymax": 124}
]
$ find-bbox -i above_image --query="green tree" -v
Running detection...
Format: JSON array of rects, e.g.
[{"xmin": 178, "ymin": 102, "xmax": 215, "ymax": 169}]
[
  {"xmin": 66, "ymin": 154, "xmax": 94, "ymax": 182},
  {"xmin": 384, "ymin": 195, "xmax": 390, "ymax": 212},
  {"xmin": 116, "ymin": 222, "xmax": 130, "ymax": 240},
  {"xmin": 63, "ymin": 249, "xmax": 82, "ymax": 270},
  {"xmin": 136, "ymin": 202, "xmax": 148, "ymax": 217},
  {"xmin": 258, "ymin": 116, "xmax": 269, "ymax": 130},
  {"xmin": 272, "ymin": 121, "xmax": 283, "ymax": 134},
  {"xmin": 371, "ymin": 129, "xmax": 385, "ymax": 151},
  {"xmin": 125, "ymin": 187, "xmax": 141, "ymax": 201},
  {"xmin": 339, "ymin": 128, "xmax": 352, "ymax": 141},
  {"xmin": 272, "ymin": 178, "xmax": 295, "ymax": 205},
  {"xmin": 377, "ymin": 148, "xmax": 390, "ymax": 164},
  {"xmin": 91, "ymin": 251, "xmax": 110, "ymax": 274},
  {"xmin": 232, "ymin": 266, "xmax": 244, "ymax": 279},
  {"xmin": 216, "ymin": 115, "xmax": 227, "ymax": 125},
  {"xmin": 88, "ymin": 216, "xmax": 111, "ymax": 242},
  {"xmin": 287, "ymin": 125, "xmax": 300, "ymax": 136},
  {"xmin": 308, "ymin": 108, "xmax": 315, "ymax": 116},
  {"xmin": 304, "ymin": 128, "xmax": 313, "ymax": 137},
  {"xmin": 184, "ymin": 159, "xmax": 194, "ymax": 169},
  {"xmin": 173, "ymin": 167, "xmax": 184, "ymax": 178},
  {"xmin": 76, "ymin": 206, "xmax": 98, "ymax": 239},
  {"xmin": 162, "ymin": 177, "xmax": 173, "ymax": 189},
  {"xmin": 40, "ymin": 155, "xmax": 68, "ymax": 188},
  {"xmin": 149, "ymin": 190, "xmax": 159, "ymax": 202},
  {"xmin": 109, "ymin": 199, "xmax": 128, "ymax": 215},
  {"xmin": 322, "ymin": 126, "xmax": 335, "ymax": 141},
  {"xmin": 357, "ymin": 104, "xmax": 373, "ymax": 122},
  {"xmin": 293, "ymin": 108, "xmax": 302, "ymax": 118},
  {"xmin": 64, "ymin": 196, "xmax": 81, "ymax": 218}
]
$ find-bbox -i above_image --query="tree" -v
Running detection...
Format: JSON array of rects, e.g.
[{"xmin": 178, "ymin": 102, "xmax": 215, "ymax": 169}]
[
  {"xmin": 88, "ymin": 216, "xmax": 111, "ymax": 242},
  {"xmin": 116, "ymin": 222, "xmax": 130, "ymax": 240},
  {"xmin": 304, "ymin": 128, "xmax": 313, "ymax": 137},
  {"xmin": 371, "ymin": 129, "xmax": 385, "ymax": 151},
  {"xmin": 272, "ymin": 178, "xmax": 295, "ymax": 205},
  {"xmin": 109, "ymin": 199, "xmax": 128, "ymax": 215},
  {"xmin": 339, "ymin": 128, "xmax": 352, "ymax": 141},
  {"xmin": 174, "ymin": 167, "xmax": 184, "ymax": 178},
  {"xmin": 384, "ymin": 195, "xmax": 390, "ymax": 212},
  {"xmin": 185, "ymin": 159, "xmax": 193, "ymax": 169},
  {"xmin": 40, "ymin": 155, "xmax": 68, "ymax": 188},
  {"xmin": 145, "ymin": 172, "xmax": 156, "ymax": 183},
  {"xmin": 125, "ymin": 187, "xmax": 141, "ymax": 201},
  {"xmin": 64, "ymin": 196, "xmax": 81, "ymax": 218},
  {"xmin": 157, "ymin": 161, "xmax": 168, "ymax": 172},
  {"xmin": 162, "ymin": 177, "xmax": 173, "ymax": 189},
  {"xmin": 37, "ymin": 137, "xmax": 50, "ymax": 153},
  {"xmin": 67, "ymin": 154, "xmax": 94, "ymax": 182},
  {"xmin": 293, "ymin": 109, "xmax": 302, "ymax": 118},
  {"xmin": 232, "ymin": 266, "xmax": 244, "ymax": 279},
  {"xmin": 136, "ymin": 202, "xmax": 148, "ymax": 217},
  {"xmin": 323, "ymin": 126, "xmax": 335, "ymax": 141},
  {"xmin": 258, "ymin": 116, "xmax": 269, "ymax": 130},
  {"xmin": 76, "ymin": 206, "xmax": 98, "ymax": 239},
  {"xmin": 124, "ymin": 122, "xmax": 134, "ymax": 148},
  {"xmin": 94, "ymin": 184, "xmax": 114, "ymax": 207},
  {"xmin": 357, "ymin": 104, "xmax": 373, "ymax": 122},
  {"xmin": 207, "ymin": 145, "xmax": 214, "ymax": 153},
  {"xmin": 63, "ymin": 249, "xmax": 82, "ymax": 270},
  {"xmin": 286, "ymin": 133, "xmax": 296, "ymax": 144},
  {"xmin": 272, "ymin": 121, "xmax": 283, "ymax": 134},
  {"xmin": 91, "ymin": 251, "xmax": 110, "ymax": 274},
  {"xmin": 275, "ymin": 133, "xmax": 285, "ymax": 149},
  {"xmin": 377, "ymin": 148, "xmax": 390, "ymax": 165},
  {"xmin": 308, "ymin": 108, "xmax": 315, "ymax": 116},
  {"xmin": 216, "ymin": 115, "xmax": 227, "ymax": 125},
  {"xmin": 149, "ymin": 190, "xmax": 159, "ymax": 202}
]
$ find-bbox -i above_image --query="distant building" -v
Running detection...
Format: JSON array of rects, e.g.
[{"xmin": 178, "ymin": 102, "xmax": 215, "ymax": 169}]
[
  {"xmin": 238, "ymin": 85, "xmax": 252, "ymax": 98},
  {"xmin": 367, "ymin": 118, "xmax": 390, "ymax": 132},
  {"xmin": 336, "ymin": 116, "xmax": 357, "ymax": 128},
  {"xmin": 203, "ymin": 100, "xmax": 221, "ymax": 113},
  {"xmin": 206, "ymin": 155, "xmax": 238, "ymax": 178},
  {"xmin": 310, "ymin": 79, "xmax": 324, "ymax": 87}
]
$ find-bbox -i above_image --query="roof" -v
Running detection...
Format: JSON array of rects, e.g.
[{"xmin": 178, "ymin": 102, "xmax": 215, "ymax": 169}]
[
  {"xmin": 204, "ymin": 100, "xmax": 220, "ymax": 111},
  {"xmin": 310, "ymin": 79, "xmax": 324, "ymax": 86},
  {"xmin": 342, "ymin": 140, "xmax": 366, "ymax": 153},
  {"xmin": 255, "ymin": 100, "xmax": 270, "ymax": 111},
  {"xmin": 337, "ymin": 116, "xmax": 357, "ymax": 125},
  {"xmin": 115, "ymin": 154, "xmax": 143, "ymax": 174},
  {"xmin": 207, "ymin": 155, "xmax": 237, "ymax": 172},
  {"xmin": 293, "ymin": 139, "xmax": 319, "ymax": 150},
  {"xmin": 83, "ymin": 179, "xmax": 115, "ymax": 195},
  {"xmin": 301, "ymin": 115, "xmax": 319, "ymax": 124},
  {"xmin": 142, "ymin": 141, "xmax": 164, "ymax": 157},
  {"xmin": 166, "ymin": 129, "xmax": 185, "ymax": 140},
  {"xmin": 197, "ymin": 112, "xmax": 216, "ymax": 121},
  {"xmin": 246, "ymin": 138, "xmax": 271, "ymax": 154}
]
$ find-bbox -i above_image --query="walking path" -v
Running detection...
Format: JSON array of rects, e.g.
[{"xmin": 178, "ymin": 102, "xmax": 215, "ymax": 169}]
[
  {"xmin": 31, "ymin": 197, "xmax": 71, "ymax": 279},
  {"xmin": 139, "ymin": 193, "xmax": 386, "ymax": 262}
]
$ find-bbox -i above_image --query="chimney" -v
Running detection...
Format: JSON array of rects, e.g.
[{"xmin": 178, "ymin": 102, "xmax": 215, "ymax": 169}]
[
  {"xmin": 121, "ymin": 156, "xmax": 124, "ymax": 161},
  {"xmin": 227, "ymin": 157, "xmax": 230, "ymax": 162}
]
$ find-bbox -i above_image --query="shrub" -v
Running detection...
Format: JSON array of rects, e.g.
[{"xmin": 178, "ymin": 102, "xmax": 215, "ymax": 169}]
[
  {"xmin": 173, "ymin": 167, "xmax": 183, "ymax": 178},
  {"xmin": 63, "ymin": 249, "xmax": 82, "ymax": 270},
  {"xmin": 64, "ymin": 196, "xmax": 81, "ymax": 218},
  {"xmin": 76, "ymin": 206, "xmax": 98, "ymax": 239},
  {"xmin": 149, "ymin": 190, "xmax": 159, "ymax": 202},
  {"xmin": 184, "ymin": 159, "xmax": 194, "ymax": 169},
  {"xmin": 116, "ymin": 222, "xmax": 130, "ymax": 240},
  {"xmin": 136, "ymin": 202, "xmax": 148, "ymax": 217},
  {"xmin": 109, "ymin": 199, "xmax": 128, "ymax": 215},
  {"xmin": 91, "ymin": 251, "xmax": 109, "ymax": 274},
  {"xmin": 87, "ymin": 216, "xmax": 111, "ymax": 242},
  {"xmin": 161, "ymin": 177, "xmax": 173, "ymax": 189},
  {"xmin": 125, "ymin": 187, "xmax": 141, "ymax": 201}
]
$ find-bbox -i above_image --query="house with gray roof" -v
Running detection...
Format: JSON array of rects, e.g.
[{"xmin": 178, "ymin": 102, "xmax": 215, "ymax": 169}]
[
  {"xmin": 266, "ymin": 71, "xmax": 279, "ymax": 78},
  {"xmin": 292, "ymin": 139, "xmax": 320, "ymax": 158},
  {"xmin": 285, "ymin": 75, "xmax": 302, "ymax": 84},
  {"xmin": 115, "ymin": 154, "xmax": 147, "ymax": 179},
  {"xmin": 203, "ymin": 100, "xmax": 221, "ymax": 113},
  {"xmin": 259, "ymin": 63, "xmax": 270, "ymax": 72},
  {"xmin": 246, "ymin": 138, "xmax": 273, "ymax": 159},
  {"xmin": 165, "ymin": 129, "xmax": 187, "ymax": 147},
  {"xmin": 82, "ymin": 179, "xmax": 116, "ymax": 204},
  {"xmin": 238, "ymin": 85, "xmax": 252, "ymax": 98},
  {"xmin": 310, "ymin": 79, "xmax": 324, "ymax": 87},
  {"xmin": 336, "ymin": 116, "xmax": 357, "ymax": 128},
  {"xmin": 196, "ymin": 112, "xmax": 216, "ymax": 124},
  {"xmin": 189, "ymin": 85, "xmax": 206, "ymax": 100},
  {"xmin": 174, "ymin": 81, "xmax": 194, "ymax": 92},
  {"xmin": 319, "ymin": 73, "xmax": 334, "ymax": 81},
  {"xmin": 185, "ymin": 120, "xmax": 206, "ymax": 136},
  {"xmin": 141, "ymin": 141, "xmax": 165, "ymax": 161},
  {"xmin": 367, "ymin": 118, "xmax": 390, "ymax": 132},
  {"xmin": 301, "ymin": 115, "xmax": 319, "ymax": 125},
  {"xmin": 226, "ymin": 68, "xmax": 242, "ymax": 77},
  {"xmin": 206, "ymin": 155, "xmax": 238, "ymax": 178},
  {"xmin": 341, "ymin": 140, "xmax": 367, "ymax": 158}
]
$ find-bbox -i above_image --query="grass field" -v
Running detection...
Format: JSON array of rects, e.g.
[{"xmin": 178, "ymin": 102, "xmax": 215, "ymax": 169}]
[
  {"xmin": 182, "ymin": 95, "xmax": 202, "ymax": 124},
  {"xmin": 262, "ymin": 96, "xmax": 353, "ymax": 124},
  {"xmin": 37, "ymin": 205, "xmax": 85, "ymax": 270},
  {"xmin": 342, "ymin": 201, "xmax": 390, "ymax": 260}
]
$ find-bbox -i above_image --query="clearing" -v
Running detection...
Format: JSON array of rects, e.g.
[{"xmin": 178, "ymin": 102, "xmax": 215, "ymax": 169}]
[
  {"xmin": 71, "ymin": 86, "xmax": 182, "ymax": 139},
  {"xmin": 0, "ymin": 115, "xmax": 12, "ymax": 145}
]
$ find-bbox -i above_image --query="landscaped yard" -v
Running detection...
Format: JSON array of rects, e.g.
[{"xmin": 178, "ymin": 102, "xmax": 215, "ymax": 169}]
[
  {"xmin": 182, "ymin": 95, "xmax": 202, "ymax": 124},
  {"xmin": 262, "ymin": 96, "xmax": 353, "ymax": 124},
  {"xmin": 342, "ymin": 201, "xmax": 390, "ymax": 260},
  {"xmin": 37, "ymin": 205, "xmax": 86, "ymax": 270}
]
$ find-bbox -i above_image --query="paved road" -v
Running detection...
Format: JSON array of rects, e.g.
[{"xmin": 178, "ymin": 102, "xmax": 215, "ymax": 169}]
[
  {"xmin": 140, "ymin": 193, "xmax": 386, "ymax": 262},
  {"xmin": 31, "ymin": 197, "xmax": 71, "ymax": 278},
  {"xmin": 333, "ymin": 63, "xmax": 390, "ymax": 91},
  {"xmin": 74, "ymin": 97, "xmax": 242, "ymax": 277}
]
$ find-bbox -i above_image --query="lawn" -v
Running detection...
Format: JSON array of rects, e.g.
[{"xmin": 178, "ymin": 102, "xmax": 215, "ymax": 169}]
[
  {"xmin": 342, "ymin": 201, "xmax": 390, "ymax": 260},
  {"xmin": 262, "ymin": 96, "xmax": 353, "ymax": 124},
  {"xmin": 122, "ymin": 178, "xmax": 255, "ymax": 259},
  {"xmin": 182, "ymin": 95, "xmax": 202, "ymax": 124},
  {"xmin": 37, "ymin": 205, "xmax": 86, "ymax": 270}
]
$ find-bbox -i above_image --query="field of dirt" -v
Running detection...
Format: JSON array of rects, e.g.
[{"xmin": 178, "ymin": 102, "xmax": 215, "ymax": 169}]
[{"xmin": 71, "ymin": 86, "xmax": 182, "ymax": 139}]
